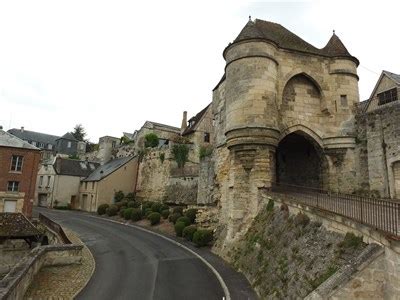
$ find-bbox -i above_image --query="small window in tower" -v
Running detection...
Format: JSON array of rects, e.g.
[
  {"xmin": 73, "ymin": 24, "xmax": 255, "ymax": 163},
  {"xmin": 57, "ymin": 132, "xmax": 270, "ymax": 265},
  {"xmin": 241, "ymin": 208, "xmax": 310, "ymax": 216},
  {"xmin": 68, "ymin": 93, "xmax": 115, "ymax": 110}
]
[
  {"xmin": 67, "ymin": 141, "xmax": 72, "ymax": 148},
  {"xmin": 204, "ymin": 132, "xmax": 210, "ymax": 143},
  {"xmin": 340, "ymin": 95, "xmax": 348, "ymax": 107}
]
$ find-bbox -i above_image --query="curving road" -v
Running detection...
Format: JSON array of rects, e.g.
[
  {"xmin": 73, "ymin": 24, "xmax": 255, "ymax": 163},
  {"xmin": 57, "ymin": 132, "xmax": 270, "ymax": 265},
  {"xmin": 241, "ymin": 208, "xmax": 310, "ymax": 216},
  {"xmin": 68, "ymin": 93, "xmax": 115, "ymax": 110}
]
[{"xmin": 35, "ymin": 208, "xmax": 257, "ymax": 300}]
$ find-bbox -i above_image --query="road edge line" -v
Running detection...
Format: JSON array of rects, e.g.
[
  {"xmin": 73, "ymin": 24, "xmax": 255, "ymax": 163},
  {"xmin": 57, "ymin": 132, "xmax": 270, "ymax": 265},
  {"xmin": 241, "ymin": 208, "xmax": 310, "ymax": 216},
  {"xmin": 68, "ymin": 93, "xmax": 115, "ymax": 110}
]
[{"xmin": 89, "ymin": 215, "xmax": 231, "ymax": 300}]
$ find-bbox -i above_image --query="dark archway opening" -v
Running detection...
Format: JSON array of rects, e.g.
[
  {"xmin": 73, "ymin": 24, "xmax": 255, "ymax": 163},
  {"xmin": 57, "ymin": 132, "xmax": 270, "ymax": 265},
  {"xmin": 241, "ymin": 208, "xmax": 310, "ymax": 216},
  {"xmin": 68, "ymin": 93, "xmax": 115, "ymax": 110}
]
[{"xmin": 276, "ymin": 132, "xmax": 324, "ymax": 188}]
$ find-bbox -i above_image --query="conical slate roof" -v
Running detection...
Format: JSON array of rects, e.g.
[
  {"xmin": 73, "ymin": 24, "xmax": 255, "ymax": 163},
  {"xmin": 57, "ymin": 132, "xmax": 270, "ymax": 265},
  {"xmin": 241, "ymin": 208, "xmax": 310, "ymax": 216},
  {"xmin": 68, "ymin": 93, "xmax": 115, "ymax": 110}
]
[
  {"xmin": 322, "ymin": 33, "xmax": 352, "ymax": 56},
  {"xmin": 227, "ymin": 19, "xmax": 358, "ymax": 65}
]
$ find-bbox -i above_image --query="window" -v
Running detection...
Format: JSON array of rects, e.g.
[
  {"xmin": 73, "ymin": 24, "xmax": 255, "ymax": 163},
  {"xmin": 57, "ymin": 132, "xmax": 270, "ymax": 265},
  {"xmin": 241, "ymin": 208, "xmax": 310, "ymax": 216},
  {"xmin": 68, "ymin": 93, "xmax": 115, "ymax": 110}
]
[
  {"xmin": 378, "ymin": 88, "xmax": 398, "ymax": 106},
  {"xmin": 47, "ymin": 176, "xmax": 51, "ymax": 187},
  {"xmin": 10, "ymin": 155, "xmax": 23, "ymax": 172},
  {"xmin": 67, "ymin": 141, "xmax": 72, "ymax": 148},
  {"xmin": 204, "ymin": 132, "xmax": 210, "ymax": 143},
  {"xmin": 7, "ymin": 181, "xmax": 19, "ymax": 192},
  {"xmin": 85, "ymin": 182, "xmax": 88, "ymax": 189},
  {"xmin": 48, "ymin": 144, "xmax": 53, "ymax": 150},
  {"xmin": 340, "ymin": 95, "xmax": 348, "ymax": 107},
  {"xmin": 92, "ymin": 182, "xmax": 95, "ymax": 190},
  {"xmin": 39, "ymin": 176, "xmax": 43, "ymax": 186},
  {"xmin": 112, "ymin": 141, "xmax": 116, "ymax": 148},
  {"xmin": 32, "ymin": 141, "xmax": 37, "ymax": 146}
]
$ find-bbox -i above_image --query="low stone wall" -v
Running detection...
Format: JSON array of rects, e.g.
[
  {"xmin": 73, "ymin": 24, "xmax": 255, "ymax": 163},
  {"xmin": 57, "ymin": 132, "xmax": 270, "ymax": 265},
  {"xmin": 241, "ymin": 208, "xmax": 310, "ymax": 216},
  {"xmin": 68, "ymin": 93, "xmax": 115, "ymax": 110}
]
[{"xmin": 0, "ymin": 244, "xmax": 82, "ymax": 300}]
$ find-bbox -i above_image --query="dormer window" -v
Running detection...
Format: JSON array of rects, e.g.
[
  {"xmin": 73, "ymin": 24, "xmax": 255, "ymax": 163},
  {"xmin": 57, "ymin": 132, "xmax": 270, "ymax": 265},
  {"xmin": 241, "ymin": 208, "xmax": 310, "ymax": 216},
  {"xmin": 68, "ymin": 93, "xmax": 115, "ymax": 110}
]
[
  {"xmin": 378, "ymin": 88, "xmax": 398, "ymax": 106},
  {"xmin": 188, "ymin": 120, "xmax": 195, "ymax": 127}
]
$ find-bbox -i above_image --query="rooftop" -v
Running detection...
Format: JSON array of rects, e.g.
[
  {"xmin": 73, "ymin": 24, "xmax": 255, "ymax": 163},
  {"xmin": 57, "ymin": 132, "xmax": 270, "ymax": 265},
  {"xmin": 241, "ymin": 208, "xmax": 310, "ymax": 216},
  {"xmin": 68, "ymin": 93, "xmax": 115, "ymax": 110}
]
[
  {"xmin": 226, "ymin": 19, "xmax": 358, "ymax": 65},
  {"xmin": 82, "ymin": 156, "xmax": 136, "ymax": 182},
  {"xmin": 8, "ymin": 128, "xmax": 60, "ymax": 146},
  {"xmin": 182, "ymin": 104, "xmax": 211, "ymax": 136},
  {"xmin": 0, "ymin": 129, "xmax": 40, "ymax": 150},
  {"xmin": 54, "ymin": 158, "xmax": 100, "ymax": 177}
]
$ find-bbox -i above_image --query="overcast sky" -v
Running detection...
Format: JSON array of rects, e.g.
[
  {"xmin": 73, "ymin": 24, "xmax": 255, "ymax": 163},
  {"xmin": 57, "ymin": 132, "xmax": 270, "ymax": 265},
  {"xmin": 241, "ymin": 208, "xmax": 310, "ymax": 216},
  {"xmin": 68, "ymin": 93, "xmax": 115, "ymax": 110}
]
[{"xmin": 0, "ymin": 0, "xmax": 399, "ymax": 142}]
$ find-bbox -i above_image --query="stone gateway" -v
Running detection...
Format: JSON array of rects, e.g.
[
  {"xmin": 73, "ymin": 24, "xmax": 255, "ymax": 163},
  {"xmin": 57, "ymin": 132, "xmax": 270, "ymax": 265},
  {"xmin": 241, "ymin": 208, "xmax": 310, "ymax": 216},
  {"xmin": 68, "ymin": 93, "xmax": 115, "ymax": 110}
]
[{"xmin": 212, "ymin": 18, "xmax": 360, "ymax": 242}]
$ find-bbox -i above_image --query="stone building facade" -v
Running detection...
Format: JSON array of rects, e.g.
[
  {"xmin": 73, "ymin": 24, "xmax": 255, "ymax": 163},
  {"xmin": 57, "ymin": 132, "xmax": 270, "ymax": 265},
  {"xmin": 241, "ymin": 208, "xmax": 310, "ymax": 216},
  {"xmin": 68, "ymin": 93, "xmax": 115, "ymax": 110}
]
[
  {"xmin": 356, "ymin": 71, "xmax": 400, "ymax": 198},
  {"xmin": 211, "ymin": 19, "xmax": 360, "ymax": 242}
]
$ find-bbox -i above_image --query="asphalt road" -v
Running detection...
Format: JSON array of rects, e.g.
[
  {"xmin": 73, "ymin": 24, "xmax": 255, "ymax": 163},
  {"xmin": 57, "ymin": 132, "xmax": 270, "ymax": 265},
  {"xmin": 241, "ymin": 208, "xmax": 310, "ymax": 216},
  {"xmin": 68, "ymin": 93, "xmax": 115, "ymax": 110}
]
[{"xmin": 35, "ymin": 208, "xmax": 256, "ymax": 300}]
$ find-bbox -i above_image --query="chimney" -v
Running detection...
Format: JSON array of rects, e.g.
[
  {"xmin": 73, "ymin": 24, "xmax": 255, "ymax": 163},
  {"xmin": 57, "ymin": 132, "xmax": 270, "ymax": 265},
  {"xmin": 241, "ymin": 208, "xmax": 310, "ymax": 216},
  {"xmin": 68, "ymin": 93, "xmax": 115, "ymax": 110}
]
[
  {"xmin": 21, "ymin": 126, "xmax": 24, "ymax": 133},
  {"xmin": 181, "ymin": 111, "xmax": 187, "ymax": 133}
]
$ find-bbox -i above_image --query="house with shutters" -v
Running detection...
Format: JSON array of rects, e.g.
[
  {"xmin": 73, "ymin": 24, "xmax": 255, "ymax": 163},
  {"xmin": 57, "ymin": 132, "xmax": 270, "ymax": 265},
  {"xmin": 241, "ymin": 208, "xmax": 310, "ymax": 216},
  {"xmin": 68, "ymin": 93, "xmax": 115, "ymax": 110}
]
[{"xmin": 0, "ymin": 129, "xmax": 41, "ymax": 217}]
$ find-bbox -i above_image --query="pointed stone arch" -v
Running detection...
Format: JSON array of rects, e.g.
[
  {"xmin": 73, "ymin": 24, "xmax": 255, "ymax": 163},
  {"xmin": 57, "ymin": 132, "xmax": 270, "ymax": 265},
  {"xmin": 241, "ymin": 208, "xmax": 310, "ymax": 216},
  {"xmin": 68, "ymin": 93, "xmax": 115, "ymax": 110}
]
[
  {"xmin": 280, "ymin": 71, "xmax": 328, "ymax": 112},
  {"xmin": 276, "ymin": 128, "xmax": 329, "ymax": 189}
]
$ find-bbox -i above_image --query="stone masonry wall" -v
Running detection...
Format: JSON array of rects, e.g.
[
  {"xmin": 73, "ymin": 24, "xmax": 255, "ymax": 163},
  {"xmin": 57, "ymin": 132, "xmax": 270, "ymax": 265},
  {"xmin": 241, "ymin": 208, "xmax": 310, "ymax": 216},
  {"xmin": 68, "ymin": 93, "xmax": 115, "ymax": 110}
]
[{"xmin": 361, "ymin": 101, "xmax": 400, "ymax": 198}]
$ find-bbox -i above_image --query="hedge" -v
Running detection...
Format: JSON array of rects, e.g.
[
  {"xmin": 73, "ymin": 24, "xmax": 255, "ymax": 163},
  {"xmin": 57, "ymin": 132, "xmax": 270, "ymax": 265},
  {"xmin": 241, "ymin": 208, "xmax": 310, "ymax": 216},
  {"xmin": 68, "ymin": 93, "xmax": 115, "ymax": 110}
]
[
  {"xmin": 161, "ymin": 209, "xmax": 170, "ymax": 219},
  {"xmin": 131, "ymin": 208, "xmax": 142, "ymax": 221},
  {"xmin": 193, "ymin": 229, "xmax": 213, "ymax": 247},
  {"xmin": 148, "ymin": 212, "xmax": 161, "ymax": 225},
  {"xmin": 97, "ymin": 204, "xmax": 109, "ymax": 215},
  {"xmin": 184, "ymin": 208, "xmax": 197, "ymax": 224},
  {"xmin": 176, "ymin": 216, "xmax": 191, "ymax": 227},
  {"xmin": 123, "ymin": 208, "xmax": 134, "ymax": 220},
  {"xmin": 168, "ymin": 213, "xmax": 182, "ymax": 224},
  {"xmin": 172, "ymin": 206, "xmax": 184, "ymax": 215},
  {"xmin": 182, "ymin": 225, "xmax": 197, "ymax": 241},
  {"xmin": 151, "ymin": 202, "xmax": 163, "ymax": 213},
  {"xmin": 174, "ymin": 221, "xmax": 186, "ymax": 237},
  {"xmin": 106, "ymin": 205, "xmax": 118, "ymax": 217}
]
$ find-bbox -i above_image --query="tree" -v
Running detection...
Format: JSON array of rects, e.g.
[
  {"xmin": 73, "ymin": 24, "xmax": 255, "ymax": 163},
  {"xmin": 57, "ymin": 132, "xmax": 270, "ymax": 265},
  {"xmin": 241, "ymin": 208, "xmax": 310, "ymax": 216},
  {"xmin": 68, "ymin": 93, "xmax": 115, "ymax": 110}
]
[
  {"xmin": 172, "ymin": 144, "xmax": 189, "ymax": 168},
  {"xmin": 72, "ymin": 124, "xmax": 86, "ymax": 142},
  {"xmin": 144, "ymin": 133, "xmax": 159, "ymax": 148}
]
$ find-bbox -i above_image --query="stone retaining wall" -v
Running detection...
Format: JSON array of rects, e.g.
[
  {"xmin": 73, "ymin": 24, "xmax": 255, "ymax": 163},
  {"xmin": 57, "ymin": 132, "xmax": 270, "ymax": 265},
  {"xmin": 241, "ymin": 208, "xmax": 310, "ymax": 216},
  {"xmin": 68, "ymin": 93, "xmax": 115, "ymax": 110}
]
[
  {"xmin": 268, "ymin": 192, "xmax": 400, "ymax": 299},
  {"xmin": 0, "ymin": 244, "xmax": 83, "ymax": 300}
]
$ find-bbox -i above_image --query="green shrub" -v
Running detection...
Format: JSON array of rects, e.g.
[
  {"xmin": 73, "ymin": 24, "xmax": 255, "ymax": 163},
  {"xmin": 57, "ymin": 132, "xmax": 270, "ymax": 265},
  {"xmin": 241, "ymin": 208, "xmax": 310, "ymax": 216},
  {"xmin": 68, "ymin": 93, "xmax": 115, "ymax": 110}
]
[
  {"xmin": 115, "ymin": 200, "xmax": 128, "ymax": 209},
  {"xmin": 174, "ymin": 221, "xmax": 186, "ymax": 237},
  {"xmin": 339, "ymin": 232, "xmax": 363, "ymax": 249},
  {"xmin": 144, "ymin": 133, "xmax": 159, "ymax": 148},
  {"xmin": 97, "ymin": 204, "xmax": 109, "ymax": 215},
  {"xmin": 148, "ymin": 212, "xmax": 161, "ymax": 225},
  {"xmin": 172, "ymin": 206, "xmax": 184, "ymax": 215},
  {"xmin": 131, "ymin": 208, "xmax": 142, "ymax": 221},
  {"xmin": 161, "ymin": 209, "xmax": 170, "ymax": 219},
  {"xmin": 184, "ymin": 208, "xmax": 197, "ymax": 224},
  {"xmin": 199, "ymin": 146, "xmax": 213, "ymax": 160},
  {"xmin": 107, "ymin": 204, "xmax": 119, "ymax": 216},
  {"xmin": 127, "ymin": 201, "xmax": 135, "ymax": 208},
  {"xmin": 144, "ymin": 208, "xmax": 153, "ymax": 217},
  {"xmin": 193, "ymin": 229, "xmax": 213, "ymax": 247},
  {"xmin": 119, "ymin": 207, "xmax": 127, "ymax": 217},
  {"xmin": 151, "ymin": 202, "xmax": 163, "ymax": 213},
  {"xmin": 125, "ymin": 192, "xmax": 135, "ymax": 201},
  {"xmin": 169, "ymin": 212, "xmax": 182, "ymax": 224},
  {"xmin": 123, "ymin": 208, "xmax": 134, "ymax": 220},
  {"xmin": 294, "ymin": 213, "xmax": 310, "ymax": 227},
  {"xmin": 266, "ymin": 199, "xmax": 274, "ymax": 212},
  {"xmin": 159, "ymin": 153, "xmax": 165, "ymax": 163},
  {"xmin": 183, "ymin": 225, "xmax": 197, "ymax": 241},
  {"xmin": 160, "ymin": 204, "xmax": 170, "ymax": 211},
  {"xmin": 172, "ymin": 144, "xmax": 189, "ymax": 168},
  {"xmin": 142, "ymin": 201, "xmax": 155, "ymax": 210},
  {"xmin": 114, "ymin": 191, "xmax": 125, "ymax": 202},
  {"xmin": 176, "ymin": 216, "xmax": 191, "ymax": 227}
]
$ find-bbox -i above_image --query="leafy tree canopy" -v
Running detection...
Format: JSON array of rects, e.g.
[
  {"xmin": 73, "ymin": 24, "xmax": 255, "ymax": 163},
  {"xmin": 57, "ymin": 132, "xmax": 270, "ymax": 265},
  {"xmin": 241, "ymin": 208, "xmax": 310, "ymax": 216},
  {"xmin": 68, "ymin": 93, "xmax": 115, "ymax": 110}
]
[{"xmin": 71, "ymin": 124, "xmax": 86, "ymax": 142}]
